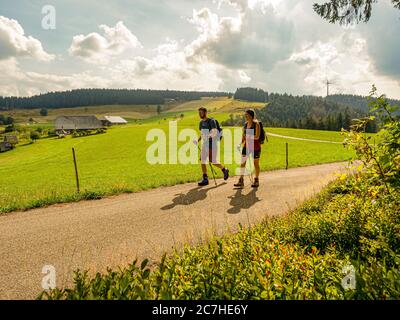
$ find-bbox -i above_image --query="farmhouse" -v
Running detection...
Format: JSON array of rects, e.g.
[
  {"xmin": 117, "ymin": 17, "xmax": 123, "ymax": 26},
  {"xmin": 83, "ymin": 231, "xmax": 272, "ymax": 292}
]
[
  {"xmin": 4, "ymin": 135, "xmax": 18, "ymax": 145},
  {"xmin": 55, "ymin": 116, "xmax": 103, "ymax": 133},
  {"xmin": 0, "ymin": 135, "xmax": 18, "ymax": 153},
  {"xmin": 0, "ymin": 141, "xmax": 12, "ymax": 153},
  {"xmin": 99, "ymin": 116, "xmax": 128, "ymax": 126}
]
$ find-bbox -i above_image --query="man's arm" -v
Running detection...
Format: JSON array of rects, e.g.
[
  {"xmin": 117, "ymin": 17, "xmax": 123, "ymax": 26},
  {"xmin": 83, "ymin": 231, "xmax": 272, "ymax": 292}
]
[{"xmin": 208, "ymin": 119, "xmax": 218, "ymax": 139}]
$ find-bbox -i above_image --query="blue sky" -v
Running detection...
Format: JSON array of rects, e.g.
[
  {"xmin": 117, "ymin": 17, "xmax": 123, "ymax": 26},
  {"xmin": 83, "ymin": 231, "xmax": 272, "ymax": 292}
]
[{"xmin": 0, "ymin": 0, "xmax": 399, "ymax": 98}]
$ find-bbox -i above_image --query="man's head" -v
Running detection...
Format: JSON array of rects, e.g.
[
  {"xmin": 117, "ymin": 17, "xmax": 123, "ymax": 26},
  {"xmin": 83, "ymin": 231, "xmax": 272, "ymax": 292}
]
[{"xmin": 198, "ymin": 107, "xmax": 207, "ymax": 119}]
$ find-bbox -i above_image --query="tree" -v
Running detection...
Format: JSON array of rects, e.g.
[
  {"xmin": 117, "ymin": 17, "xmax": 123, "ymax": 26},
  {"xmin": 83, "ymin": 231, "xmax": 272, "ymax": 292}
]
[
  {"xmin": 234, "ymin": 87, "xmax": 269, "ymax": 102},
  {"xmin": 0, "ymin": 115, "xmax": 14, "ymax": 125},
  {"xmin": 317, "ymin": 118, "xmax": 326, "ymax": 130},
  {"xmin": 343, "ymin": 109, "xmax": 352, "ymax": 130},
  {"xmin": 314, "ymin": 0, "xmax": 400, "ymax": 25},
  {"xmin": 30, "ymin": 131, "xmax": 40, "ymax": 142},
  {"xmin": 336, "ymin": 112, "xmax": 344, "ymax": 130},
  {"xmin": 5, "ymin": 124, "xmax": 15, "ymax": 133},
  {"xmin": 157, "ymin": 105, "xmax": 162, "ymax": 114},
  {"xmin": 40, "ymin": 108, "xmax": 48, "ymax": 116}
]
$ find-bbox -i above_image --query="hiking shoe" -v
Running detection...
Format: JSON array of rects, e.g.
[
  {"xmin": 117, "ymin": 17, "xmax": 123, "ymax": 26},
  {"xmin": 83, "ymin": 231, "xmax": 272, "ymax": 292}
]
[
  {"xmin": 222, "ymin": 168, "xmax": 229, "ymax": 180},
  {"xmin": 251, "ymin": 178, "xmax": 259, "ymax": 188},
  {"xmin": 198, "ymin": 177, "xmax": 209, "ymax": 186},
  {"xmin": 234, "ymin": 177, "xmax": 244, "ymax": 188}
]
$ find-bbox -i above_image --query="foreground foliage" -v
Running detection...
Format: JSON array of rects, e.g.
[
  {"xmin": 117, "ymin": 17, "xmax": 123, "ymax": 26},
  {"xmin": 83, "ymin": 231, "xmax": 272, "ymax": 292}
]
[{"xmin": 41, "ymin": 89, "xmax": 399, "ymax": 300}]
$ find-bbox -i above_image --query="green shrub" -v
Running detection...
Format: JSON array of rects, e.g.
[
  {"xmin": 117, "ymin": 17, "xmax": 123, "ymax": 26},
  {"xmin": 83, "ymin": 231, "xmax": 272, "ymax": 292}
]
[{"xmin": 30, "ymin": 130, "xmax": 40, "ymax": 142}]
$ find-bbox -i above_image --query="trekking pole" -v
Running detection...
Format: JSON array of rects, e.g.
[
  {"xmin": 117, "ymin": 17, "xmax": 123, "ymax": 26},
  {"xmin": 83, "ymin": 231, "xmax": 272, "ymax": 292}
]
[
  {"xmin": 248, "ymin": 153, "xmax": 254, "ymax": 184},
  {"xmin": 197, "ymin": 144, "xmax": 217, "ymax": 186},
  {"xmin": 209, "ymin": 161, "xmax": 218, "ymax": 186}
]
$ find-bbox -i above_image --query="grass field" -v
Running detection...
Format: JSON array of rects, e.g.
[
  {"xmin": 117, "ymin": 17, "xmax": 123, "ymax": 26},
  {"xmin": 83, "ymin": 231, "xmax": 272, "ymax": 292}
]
[
  {"xmin": 0, "ymin": 106, "xmax": 355, "ymax": 213},
  {"xmin": 266, "ymin": 128, "xmax": 346, "ymax": 142},
  {"xmin": 1, "ymin": 104, "xmax": 160, "ymax": 124},
  {"xmin": 0, "ymin": 97, "xmax": 267, "ymax": 126}
]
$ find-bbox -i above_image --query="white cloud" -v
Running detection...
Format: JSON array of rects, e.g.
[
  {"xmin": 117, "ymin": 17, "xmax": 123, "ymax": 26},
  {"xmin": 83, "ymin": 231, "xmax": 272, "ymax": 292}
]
[
  {"xmin": 238, "ymin": 70, "xmax": 251, "ymax": 83},
  {"xmin": 0, "ymin": 16, "xmax": 54, "ymax": 61},
  {"xmin": 185, "ymin": 4, "xmax": 293, "ymax": 72},
  {"xmin": 106, "ymin": 38, "xmax": 223, "ymax": 91},
  {"xmin": 265, "ymin": 32, "xmax": 400, "ymax": 98},
  {"xmin": 69, "ymin": 21, "xmax": 142, "ymax": 64},
  {"xmin": 0, "ymin": 58, "xmax": 109, "ymax": 96},
  {"xmin": 219, "ymin": 0, "xmax": 283, "ymax": 11}
]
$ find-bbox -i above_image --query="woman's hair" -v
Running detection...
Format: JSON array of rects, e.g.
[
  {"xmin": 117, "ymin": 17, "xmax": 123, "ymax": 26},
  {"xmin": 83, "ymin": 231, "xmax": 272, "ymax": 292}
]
[{"xmin": 245, "ymin": 109, "xmax": 255, "ymax": 119}]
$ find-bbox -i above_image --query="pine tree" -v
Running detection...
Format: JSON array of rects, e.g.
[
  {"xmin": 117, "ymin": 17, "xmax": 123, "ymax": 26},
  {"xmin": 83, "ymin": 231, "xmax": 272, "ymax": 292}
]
[{"xmin": 314, "ymin": 0, "xmax": 400, "ymax": 25}]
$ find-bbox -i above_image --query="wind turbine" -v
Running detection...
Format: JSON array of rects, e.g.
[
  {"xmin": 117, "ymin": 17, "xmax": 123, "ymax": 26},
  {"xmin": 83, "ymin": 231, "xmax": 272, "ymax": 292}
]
[{"xmin": 326, "ymin": 79, "xmax": 334, "ymax": 97}]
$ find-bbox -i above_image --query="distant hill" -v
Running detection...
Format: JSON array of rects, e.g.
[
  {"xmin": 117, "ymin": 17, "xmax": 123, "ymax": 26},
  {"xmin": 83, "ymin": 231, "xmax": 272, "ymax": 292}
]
[
  {"xmin": 0, "ymin": 89, "xmax": 231, "ymax": 110},
  {"xmin": 327, "ymin": 94, "xmax": 400, "ymax": 113},
  {"xmin": 226, "ymin": 88, "xmax": 379, "ymax": 132}
]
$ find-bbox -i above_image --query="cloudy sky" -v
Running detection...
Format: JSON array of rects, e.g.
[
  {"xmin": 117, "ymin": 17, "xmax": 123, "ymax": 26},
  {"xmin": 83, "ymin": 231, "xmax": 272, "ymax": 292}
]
[{"xmin": 0, "ymin": 0, "xmax": 399, "ymax": 98}]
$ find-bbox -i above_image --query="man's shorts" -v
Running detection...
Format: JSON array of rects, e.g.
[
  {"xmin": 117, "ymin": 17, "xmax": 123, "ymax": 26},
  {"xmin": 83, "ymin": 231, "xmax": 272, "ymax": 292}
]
[
  {"xmin": 242, "ymin": 147, "xmax": 261, "ymax": 159},
  {"xmin": 201, "ymin": 140, "xmax": 218, "ymax": 164}
]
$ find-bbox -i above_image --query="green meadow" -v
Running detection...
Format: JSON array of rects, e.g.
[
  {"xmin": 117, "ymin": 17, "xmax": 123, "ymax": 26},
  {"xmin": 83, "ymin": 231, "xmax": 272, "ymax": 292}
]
[{"xmin": 0, "ymin": 108, "xmax": 355, "ymax": 213}]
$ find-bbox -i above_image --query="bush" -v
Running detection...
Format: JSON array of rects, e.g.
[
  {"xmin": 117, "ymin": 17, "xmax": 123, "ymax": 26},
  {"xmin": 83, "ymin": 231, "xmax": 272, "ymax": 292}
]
[
  {"xmin": 4, "ymin": 124, "xmax": 15, "ymax": 133},
  {"xmin": 30, "ymin": 131, "xmax": 40, "ymax": 142}
]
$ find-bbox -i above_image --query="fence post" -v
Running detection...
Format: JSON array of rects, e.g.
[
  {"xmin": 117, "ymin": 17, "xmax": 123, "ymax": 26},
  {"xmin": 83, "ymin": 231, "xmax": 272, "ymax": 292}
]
[
  {"xmin": 285, "ymin": 143, "xmax": 289, "ymax": 170},
  {"xmin": 72, "ymin": 148, "xmax": 80, "ymax": 193}
]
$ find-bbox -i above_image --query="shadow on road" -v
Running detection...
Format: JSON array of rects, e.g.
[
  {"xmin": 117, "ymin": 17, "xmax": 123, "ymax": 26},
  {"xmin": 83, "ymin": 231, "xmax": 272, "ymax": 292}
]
[
  {"xmin": 227, "ymin": 188, "xmax": 261, "ymax": 214},
  {"xmin": 161, "ymin": 183, "xmax": 227, "ymax": 210}
]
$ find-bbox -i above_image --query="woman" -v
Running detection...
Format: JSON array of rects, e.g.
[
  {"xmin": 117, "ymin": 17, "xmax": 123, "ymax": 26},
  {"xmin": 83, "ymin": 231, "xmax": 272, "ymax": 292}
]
[{"xmin": 234, "ymin": 109, "xmax": 261, "ymax": 188}]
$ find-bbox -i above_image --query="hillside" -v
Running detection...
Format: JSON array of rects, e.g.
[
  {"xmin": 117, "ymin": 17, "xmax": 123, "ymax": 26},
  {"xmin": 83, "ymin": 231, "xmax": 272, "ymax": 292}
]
[
  {"xmin": 0, "ymin": 89, "xmax": 231, "ymax": 110},
  {"xmin": 226, "ymin": 88, "xmax": 380, "ymax": 132},
  {"xmin": 327, "ymin": 94, "xmax": 400, "ymax": 113},
  {"xmin": 2, "ymin": 87, "xmax": 395, "ymax": 134}
]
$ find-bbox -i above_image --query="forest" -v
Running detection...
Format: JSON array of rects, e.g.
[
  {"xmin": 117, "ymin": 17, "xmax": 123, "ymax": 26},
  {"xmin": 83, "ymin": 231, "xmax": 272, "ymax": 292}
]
[
  {"xmin": 0, "ymin": 89, "xmax": 231, "ymax": 110},
  {"xmin": 226, "ymin": 88, "xmax": 386, "ymax": 132}
]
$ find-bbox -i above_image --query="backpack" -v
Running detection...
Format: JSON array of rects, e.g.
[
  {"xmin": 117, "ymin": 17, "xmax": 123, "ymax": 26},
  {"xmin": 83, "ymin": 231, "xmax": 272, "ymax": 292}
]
[
  {"xmin": 259, "ymin": 122, "xmax": 267, "ymax": 144},
  {"xmin": 210, "ymin": 118, "xmax": 223, "ymax": 140},
  {"xmin": 244, "ymin": 121, "xmax": 267, "ymax": 144}
]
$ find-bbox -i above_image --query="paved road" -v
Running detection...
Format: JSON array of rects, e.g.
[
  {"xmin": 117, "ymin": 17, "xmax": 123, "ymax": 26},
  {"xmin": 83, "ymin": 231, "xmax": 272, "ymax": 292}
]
[{"xmin": 0, "ymin": 162, "xmax": 351, "ymax": 299}]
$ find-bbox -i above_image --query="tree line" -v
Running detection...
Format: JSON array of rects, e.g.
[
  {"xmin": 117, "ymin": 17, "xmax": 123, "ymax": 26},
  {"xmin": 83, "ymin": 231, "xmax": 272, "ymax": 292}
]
[
  {"xmin": 224, "ymin": 88, "xmax": 381, "ymax": 133},
  {"xmin": 0, "ymin": 89, "xmax": 231, "ymax": 110},
  {"xmin": 234, "ymin": 87, "xmax": 268, "ymax": 102},
  {"xmin": 327, "ymin": 94, "xmax": 400, "ymax": 114}
]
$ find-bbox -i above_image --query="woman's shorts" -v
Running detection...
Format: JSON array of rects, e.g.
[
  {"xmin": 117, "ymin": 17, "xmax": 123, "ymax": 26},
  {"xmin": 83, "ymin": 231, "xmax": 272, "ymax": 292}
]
[{"xmin": 242, "ymin": 147, "xmax": 261, "ymax": 159}]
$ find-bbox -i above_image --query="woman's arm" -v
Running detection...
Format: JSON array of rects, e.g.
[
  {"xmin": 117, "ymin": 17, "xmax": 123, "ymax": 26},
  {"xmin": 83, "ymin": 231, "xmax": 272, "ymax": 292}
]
[
  {"xmin": 241, "ymin": 126, "xmax": 246, "ymax": 144},
  {"xmin": 254, "ymin": 121, "xmax": 261, "ymax": 140}
]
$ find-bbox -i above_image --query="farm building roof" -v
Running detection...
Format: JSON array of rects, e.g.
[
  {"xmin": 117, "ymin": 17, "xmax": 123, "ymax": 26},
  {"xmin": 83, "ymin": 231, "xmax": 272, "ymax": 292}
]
[
  {"xmin": 55, "ymin": 116, "xmax": 103, "ymax": 130},
  {"xmin": 4, "ymin": 135, "xmax": 18, "ymax": 144},
  {"xmin": 99, "ymin": 116, "xmax": 128, "ymax": 124}
]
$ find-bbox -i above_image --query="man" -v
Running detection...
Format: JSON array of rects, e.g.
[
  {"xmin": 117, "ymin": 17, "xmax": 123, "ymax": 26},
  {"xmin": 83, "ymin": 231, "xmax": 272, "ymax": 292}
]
[{"xmin": 195, "ymin": 107, "xmax": 229, "ymax": 186}]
